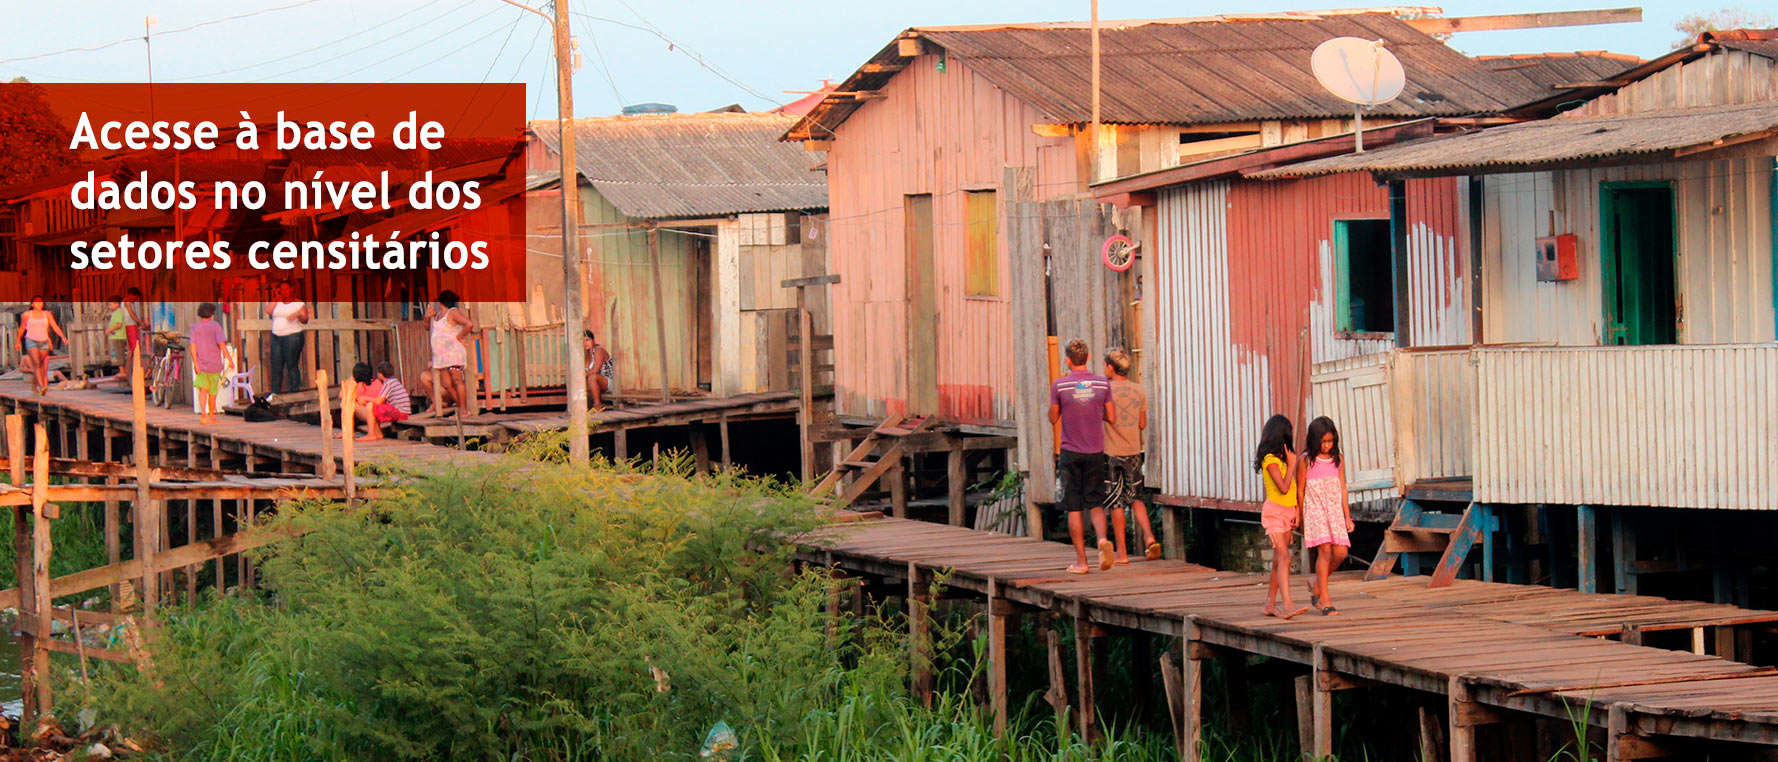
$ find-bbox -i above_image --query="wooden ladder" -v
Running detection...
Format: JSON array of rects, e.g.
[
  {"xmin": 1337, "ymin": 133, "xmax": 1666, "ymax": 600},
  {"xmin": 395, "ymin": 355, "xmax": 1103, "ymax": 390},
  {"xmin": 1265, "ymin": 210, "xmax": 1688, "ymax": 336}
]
[
  {"xmin": 809, "ymin": 413, "xmax": 939, "ymax": 511},
  {"xmin": 1366, "ymin": 501, "xmax": 1496, "ymax": 588}
]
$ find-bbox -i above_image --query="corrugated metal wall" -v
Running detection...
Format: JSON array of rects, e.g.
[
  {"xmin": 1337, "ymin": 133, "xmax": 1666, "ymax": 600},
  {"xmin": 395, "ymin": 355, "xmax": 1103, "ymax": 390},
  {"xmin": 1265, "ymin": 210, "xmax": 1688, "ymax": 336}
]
[
  {"xmin": 1307, "ymin": 353, "xmax": 1396, "ymax": 505},
  {"xmin": 1149, "ymin": 174, "xmax": 1468, "ymax": 504},
  {"xmin": 1473, "ymin": 345, "xmax": 1778, "ymax": 509},
  {"xmin": 1479, "ymin": 158, "xmax": 1774, "ymax": 346},
  {"xmin": 1392, "ymin": 348, "xmax": 1475, "ymax": 485},
  {"xmin": 575, "ymin": 187, "xmax": 702, "ymax": 394},
  {"xmin": 825, "ymin": 53, "xmax": 1078, "ymax": 427}
]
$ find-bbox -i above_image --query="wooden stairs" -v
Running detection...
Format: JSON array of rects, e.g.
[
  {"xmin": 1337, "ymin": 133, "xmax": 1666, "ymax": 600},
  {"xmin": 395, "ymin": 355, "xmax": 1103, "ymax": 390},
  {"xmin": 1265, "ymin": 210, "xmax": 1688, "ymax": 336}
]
[
  {"xmin": 809, "ymin": 413, "xmax": 939, "ymax": 510},
  {"xmin": 1367, "ymin": 500, "xmax": 1498, "ymax": 588}
]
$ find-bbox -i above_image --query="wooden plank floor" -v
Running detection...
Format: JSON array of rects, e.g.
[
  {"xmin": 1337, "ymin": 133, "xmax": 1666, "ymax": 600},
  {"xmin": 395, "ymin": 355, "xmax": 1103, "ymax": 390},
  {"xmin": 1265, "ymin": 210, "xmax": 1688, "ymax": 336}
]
[
  {"xmin": 0, "ymin": 380, "xmax": 501, "ymax": 469},
  {"xmin": 794, "ymin": 516, "xmax": 1778, "ymax": 748},
  {"xmin": 495, "ymin": 390, "xmax": 800, "ymax": 434}
]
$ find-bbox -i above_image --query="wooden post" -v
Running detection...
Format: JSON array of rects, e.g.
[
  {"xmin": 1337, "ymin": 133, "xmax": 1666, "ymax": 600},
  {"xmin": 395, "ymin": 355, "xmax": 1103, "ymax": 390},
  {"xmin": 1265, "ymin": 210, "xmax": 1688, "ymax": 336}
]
[
  {"xmin": 889, "ymin": 462, "xmax": 907, "ymax": 519},
  {"xmin": 1180, "ymin": 617, "xmax": 1204, "ymax": 762},
  {"xmin": 1578, "ymin": 504, "xmax": 1597, "ymax": 594},
  {"xmin": 316, "ymin": 370, "xmax": 335, "ymax": 480},
  {"xmin": 1294, "ymin": 675, "xmax": 1315, "ymax": 760},
  {"xmin": 550, "ymin": 0, "xmax": 588, "ymax": 465},
  {"xmin": 341, "ymin": 381, "xmax": 356, "ymax": 502},
  {"xmin": 688, "ymin": 425, "xmax": 711, "ymax": 474},
  {"xmin": 947, "ymin": 446, "xmax": 966, "ymax": 526},
  {"xmin": 986, "ymin": 579, "xmax": 1010, "ymax": 735},
  {"xmin": 1612, "ymin": 508, "xmax": 1638, "ymax": 595},
  {"xmin": 613, "ymin": 427, "xmax": 628, "ymax": 461},
  {"xmin": 907, "ymin": 562, "xmax": 934, "ymax": 707},
  {"xmin": 1074, "ymin": 616, "xmax": 1103, "ymax": 741},
  {"xmin": 1448, "ymin": 676, "xmax": 1477, "ymax": 762},
  {"xmin": 130, "ymin": 349, "xmax": 157, "ymax": 624},
  {"xmin": 8, "ymin": 414, "xmax": 35, "ymax": 729},
  {"xmin": 646, "ymin": 225, "xmax": 673, "ymax": 404},
  {"xmin": 1162, "ymin": 507, "xmax": 1186, "ymax": 560},
  {"xmin": 797, "ymin": 287, "xmax": 815, "ymax": 482},
  {"xmin": 1225, "ymin": 648, "xmax": 1252, "ymax": 739},
  {"xmin": 1045, "ymin": 619, "xmax": 1069, "ymax": 741},
  {"xmin": 1419, "ymin": 705, "xmax": 1445, "ymax": 762},
  {"xmin": 30, "ymin": 425, "xmax": 52, "ymax": 720},
  {"xmin": 1310, "ymin": 645, "xmax": 1335, "ymax": 760},
  {"xmin": 825, "ymin": 568, "xmax": 845, "ymax": 652},
  {"xmin": 212, "ymin": 447, "xmax": 224, "ymax": 594},
  {"xmin": 718, "ymin": 413, "xmax": 731, "ymax": 471}
]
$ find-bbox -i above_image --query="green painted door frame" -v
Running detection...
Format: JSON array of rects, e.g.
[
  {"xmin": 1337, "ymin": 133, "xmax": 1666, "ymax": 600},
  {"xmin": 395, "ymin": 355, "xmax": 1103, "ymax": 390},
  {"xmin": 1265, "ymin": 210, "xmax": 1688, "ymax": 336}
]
[{"xmin": 1599, "ymin": 180, "xmax": 1678, "ymax": 346}]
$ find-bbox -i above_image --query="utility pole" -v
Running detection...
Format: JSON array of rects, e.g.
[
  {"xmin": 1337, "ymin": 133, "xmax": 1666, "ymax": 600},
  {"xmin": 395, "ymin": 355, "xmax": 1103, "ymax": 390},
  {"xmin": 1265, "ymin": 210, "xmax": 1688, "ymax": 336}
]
[
  {"xmin": 509, "ymin": 0, "xmax": 589, "ymax": 462},
  {"xmin": 555, "ymin": 0, "xmax": 588, "ymax": 464},
  {"xmin": 1089, "ymin": 0, "xmax": 1101, "ymax": 182}
]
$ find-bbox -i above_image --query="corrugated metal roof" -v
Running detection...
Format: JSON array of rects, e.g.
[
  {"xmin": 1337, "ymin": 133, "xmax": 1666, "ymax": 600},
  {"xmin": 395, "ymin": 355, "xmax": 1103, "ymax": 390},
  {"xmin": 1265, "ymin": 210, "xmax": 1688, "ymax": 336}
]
[
  {"xmin": 1474, "ymin": 52, "xmax": 1642, "ymax": 91},
  {"xmin": 530, "ymin": 112, "xmax": 826, "ymax": 219},
  {"xmin": 1251, "ymin": 101, "xmax": 1778, "ymax": 178},
  {"xmin": 784, "ymin": 12, "xmax": 1552, "ymax": 140}
]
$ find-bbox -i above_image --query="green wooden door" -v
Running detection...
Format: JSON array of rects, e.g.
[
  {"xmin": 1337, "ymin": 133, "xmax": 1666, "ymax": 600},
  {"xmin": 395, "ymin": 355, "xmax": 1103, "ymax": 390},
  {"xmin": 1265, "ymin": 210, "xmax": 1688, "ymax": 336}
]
[{"xmin": 1601, "ymin": 184, "xmax": 1677, "ymax": 345}]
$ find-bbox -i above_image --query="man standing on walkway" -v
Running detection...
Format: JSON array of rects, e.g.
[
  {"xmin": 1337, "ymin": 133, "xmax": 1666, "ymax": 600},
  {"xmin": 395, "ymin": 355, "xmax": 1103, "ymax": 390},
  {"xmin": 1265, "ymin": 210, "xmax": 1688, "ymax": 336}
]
[{"xmin": 1049, "ymin": 338, "xmax": 1116, "ymax": 573}]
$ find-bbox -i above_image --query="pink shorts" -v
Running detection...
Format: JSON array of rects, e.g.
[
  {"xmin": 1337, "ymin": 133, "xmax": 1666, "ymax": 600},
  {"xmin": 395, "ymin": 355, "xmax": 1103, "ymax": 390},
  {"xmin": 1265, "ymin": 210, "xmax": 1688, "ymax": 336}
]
[
  {"xmin": 373, "ymin": 403, "xmax": 408, "ymax": 423},
  {"xmin": 1260, "ymin": 501, "xmax": 1296, "ymax": 536}
]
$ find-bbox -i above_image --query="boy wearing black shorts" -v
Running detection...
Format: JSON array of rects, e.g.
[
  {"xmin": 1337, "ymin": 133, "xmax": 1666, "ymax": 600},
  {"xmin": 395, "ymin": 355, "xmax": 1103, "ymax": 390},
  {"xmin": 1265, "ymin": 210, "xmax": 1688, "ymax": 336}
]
[
  {"xmin": 1104, "ymin": 349, "xmax": 1161, "ymax": 562},
  {"xmin": 1049, "ymin": 338, "xmax": 1116, "ymax": 573}
]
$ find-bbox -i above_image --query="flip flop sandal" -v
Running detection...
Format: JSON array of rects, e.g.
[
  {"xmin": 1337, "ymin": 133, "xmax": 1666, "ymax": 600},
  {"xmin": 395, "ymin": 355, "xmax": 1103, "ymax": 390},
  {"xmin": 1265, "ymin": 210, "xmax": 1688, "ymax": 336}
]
[
  {"xmin": 1323, "ymin": 605, "xmax": 1340, "ymax": 616},
  {"xmin": 1144, "ymin": 541, "xmax": 1162, "ymax": 561}
]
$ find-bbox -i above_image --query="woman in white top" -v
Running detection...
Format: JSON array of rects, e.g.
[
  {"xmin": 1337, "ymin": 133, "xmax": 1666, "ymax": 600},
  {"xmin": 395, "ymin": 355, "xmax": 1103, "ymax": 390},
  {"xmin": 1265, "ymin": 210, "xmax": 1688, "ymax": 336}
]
[
  {"xmin": 416, "ymin": 289, "xmax": 478, "ymax": 417},
  {"xmin": 265, "ymin": 281, "xmax": 310, "ymax": 395}
]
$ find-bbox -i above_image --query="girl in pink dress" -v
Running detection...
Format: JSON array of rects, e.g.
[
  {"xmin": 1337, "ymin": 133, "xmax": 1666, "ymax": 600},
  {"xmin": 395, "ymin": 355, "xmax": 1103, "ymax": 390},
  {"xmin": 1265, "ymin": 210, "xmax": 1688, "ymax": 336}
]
[{"xmin": 1299, "ymin": 416, "xmax": 1354, "ymax": 615}]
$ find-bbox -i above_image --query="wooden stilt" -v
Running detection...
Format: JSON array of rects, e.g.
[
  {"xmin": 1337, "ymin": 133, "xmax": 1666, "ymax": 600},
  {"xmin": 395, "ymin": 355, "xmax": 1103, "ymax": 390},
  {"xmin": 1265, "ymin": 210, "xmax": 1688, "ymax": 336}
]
[
  {"xmin": 889, "ymin": 462, "xmax": 907, "ymax": 518},
  {"xmin": 1310, "ymin": 645, "xmax": 1335, "ymax": 759},
  {"xmin": 131, "ymin": 349, "xmax": 158, "ymax": 624},
  {"xmin": 825, "ymin": 568, "xmax": 846, "ymax": 651},
  {"xmin": 1162, "ymin": 506, "xmax": 1186, "ymax": 560},
  {"xmin": 987, "ymin": 578, "xmax": 1010, "ymax": 735},
  {"xmin": 1046, "ymin": 619, "xmax": 1069, "ymax": 740},
  {"xmin": 1577, "ymin": 504, "xmax": 1597, "ymax": 594},
  {"xmin": 342, "ymin": 381, "xmax": 356, "ymax": 503},
  {"xmin": 1606, "ymin": 704, "xmax": 1671, "ymax": 761},
  {"xmin": 1612, "ymin": 508, "xmax": 1638, "ymax": 595},
  {"xmin": 30, "ymin": 425, "xmax": 53, "ymax": 721},
  {"xmin": 211, "ymin": 447, "xmax": 225, "ymax": 594},
  {"xmin": 1294, "ymin": 675, "xmax": 1314, "ymax": 759},
  {"xmin": 907, "ymin": 562, "xmax": 934, "ymax": 707},
  {"xmin": 1715, "ymin": 626, "xmax": 1736, "ymax": 659},
  {"xmin": 317, "ymin": 370, "xmax": 335, "ymax": 480},
  {"xmin": 1180, "ymin": 617, "xmax": 1204, "ymax": 762},
  {"xmin": 689, "ymin": 424, "xmax": 711, "ymax": 474},
  {"xmin": 613, "ymin": 428, "xmax": 628, "ymax": 461},
  {"xmin": 7, "ymin": 414, "xmax": 36, "ymax": 730},
  {"xmin": 185, "ymin": 439, "xmax": 198, "ymax": 603},
  {"xmin": 718, "ymin": 414, "xmax": 731, "ymax": 471},
  {"xmin": 947, "ymin": 446, "xmax": 966, "ymax": 526},
  {"xmin": 1074, "ymin": 616, "xmax": 1103, "ymax": 741},
  {"xmin": 1448, "ymin": 676, "xmax": 1477, "ymax": 762},
  {"xmin": 1420, "ymin": 705, "xmax": 1445, "ymax": 762},
  {"xmin": 102, "ymin": 430, "xmax": 120, "ymax": 613}
]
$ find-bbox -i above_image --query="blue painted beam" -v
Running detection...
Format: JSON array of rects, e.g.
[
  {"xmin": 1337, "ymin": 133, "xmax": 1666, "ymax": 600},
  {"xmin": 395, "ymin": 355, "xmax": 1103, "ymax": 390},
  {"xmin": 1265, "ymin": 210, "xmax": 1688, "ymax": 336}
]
[{"xmin": 1430, "ymin": 502, "xmax": 1484, "ymax": 588}]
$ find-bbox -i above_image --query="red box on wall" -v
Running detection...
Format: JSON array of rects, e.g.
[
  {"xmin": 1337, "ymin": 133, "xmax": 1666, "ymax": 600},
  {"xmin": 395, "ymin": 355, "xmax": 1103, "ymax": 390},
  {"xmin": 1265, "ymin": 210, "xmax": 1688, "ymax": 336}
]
[{"xmin": 1535, "ymin": 234, "xmax": 1578, "ymax": 282}]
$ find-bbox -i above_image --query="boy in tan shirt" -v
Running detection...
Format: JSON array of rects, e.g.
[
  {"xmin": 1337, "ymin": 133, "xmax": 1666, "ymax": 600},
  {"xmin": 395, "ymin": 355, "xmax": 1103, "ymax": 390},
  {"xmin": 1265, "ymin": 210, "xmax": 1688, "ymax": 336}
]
[{"xmin": 1104, "ymin": 349, "xmax": 1161, "ymax": 562}]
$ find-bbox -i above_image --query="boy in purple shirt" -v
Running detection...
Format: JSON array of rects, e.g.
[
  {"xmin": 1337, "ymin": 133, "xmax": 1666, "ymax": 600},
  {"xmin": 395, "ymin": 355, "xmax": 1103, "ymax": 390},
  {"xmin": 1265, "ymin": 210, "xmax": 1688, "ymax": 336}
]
[
  {"xmin": 189, "ymin": 302, "xmax": 229, "ymax": 425},
  {"xmin": 1048, "ymin": 338, "xmax": 1117, "ymax": 573}
]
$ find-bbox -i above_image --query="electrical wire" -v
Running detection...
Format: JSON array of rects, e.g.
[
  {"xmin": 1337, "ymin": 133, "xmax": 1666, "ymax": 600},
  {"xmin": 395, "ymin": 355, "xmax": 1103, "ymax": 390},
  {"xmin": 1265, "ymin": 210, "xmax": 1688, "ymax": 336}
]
[
  {"xmin": 569, "ymin": 7, "xmax": 782, "ymax": 106},
  {"xmin": 583, "ymin": 26, "xmax": 625, "ymax": 108},
  {"xmin": 447, "ymin": 13, "xmax": 529, "ymax": 133},
  {"xmin": 166, "ymin": 0, "xmax": 466, "ymax": 81},
  {"xmin": 0, "ymin": 0, "xmax": 330, "ymax": 65}
]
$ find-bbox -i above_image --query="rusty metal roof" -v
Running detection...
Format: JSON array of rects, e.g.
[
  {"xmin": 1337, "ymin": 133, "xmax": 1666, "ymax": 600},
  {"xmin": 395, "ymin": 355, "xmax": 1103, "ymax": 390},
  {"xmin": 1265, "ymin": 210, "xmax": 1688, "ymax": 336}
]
[
  {"xmin": 531, "ymin": 112, "xmax": 826, "ymax": 219},
  {"xmin": 785, "ymin": 12, "xmax": 1553, "ymax": 140},
  {"xmin": 1250, "ymin": 101, "xmax": 1778, "ymax": 179},
  {"xmin": 1474, "ymin": 52, "xmax": 1642, "ymax": 91}
]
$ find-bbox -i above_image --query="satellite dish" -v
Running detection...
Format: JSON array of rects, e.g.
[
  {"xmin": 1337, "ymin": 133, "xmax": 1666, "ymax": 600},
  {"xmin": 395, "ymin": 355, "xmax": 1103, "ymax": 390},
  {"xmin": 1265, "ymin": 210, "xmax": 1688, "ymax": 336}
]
[{"xmin": 1311, "ymin": 37, "xmax": 1405, "ymax": 106}]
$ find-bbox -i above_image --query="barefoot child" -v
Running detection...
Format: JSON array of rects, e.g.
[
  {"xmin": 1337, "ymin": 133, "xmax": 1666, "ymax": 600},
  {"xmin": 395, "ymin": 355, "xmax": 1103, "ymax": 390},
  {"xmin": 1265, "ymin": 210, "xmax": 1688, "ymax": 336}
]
[
  {"xmin": 356, "ymin": 362, "xmax": 411, "ymax": 441},
  {"xmin": 342, "ymin": 362, "xmax": 389, "ymax": 441},
  {"xmin": 189, "ymin": 303, "xmax": 229, "ymax": 424},
  {"xmin": 1299, "ymin": 416, "xmax": 1353, "ymax": 615},
  {"xmin": 1255, "ymin": 414, "xmax": 1307, "ymax": 619},
  {"xmin": 1103, "ymin": 348, "xmax": 1161, "ymax": 563},
  {"xmin": 1049, "ymin": 339, "xmax": 1117, "ymax": 574}
]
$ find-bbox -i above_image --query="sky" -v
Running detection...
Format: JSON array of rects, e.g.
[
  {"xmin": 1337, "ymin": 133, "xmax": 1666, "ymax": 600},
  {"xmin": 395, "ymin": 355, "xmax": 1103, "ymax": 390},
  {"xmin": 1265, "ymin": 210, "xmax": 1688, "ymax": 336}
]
[{"xmin": 0, "ymin": 0, "xmax": 1761, "ymax": 120}]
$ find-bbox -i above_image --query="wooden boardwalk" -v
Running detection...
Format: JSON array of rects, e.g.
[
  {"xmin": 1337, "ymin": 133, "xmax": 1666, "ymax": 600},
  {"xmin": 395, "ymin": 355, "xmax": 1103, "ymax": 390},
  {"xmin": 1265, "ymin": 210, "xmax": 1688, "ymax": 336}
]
[
  {"xmin": 794, "ymin": 517, "xmax": 1778, "ymax": 760},
  {"xmin": 0, "ymin": 379, "xmax": 501, "ymax": 471}
]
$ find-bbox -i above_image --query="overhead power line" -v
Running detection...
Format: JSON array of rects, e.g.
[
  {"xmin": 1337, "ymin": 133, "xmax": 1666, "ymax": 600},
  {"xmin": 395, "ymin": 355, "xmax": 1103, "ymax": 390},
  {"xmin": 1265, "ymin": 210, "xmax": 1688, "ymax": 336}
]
[{"xmin": 0, "ymin": 0, "xmax": 329, "ymax": 65}]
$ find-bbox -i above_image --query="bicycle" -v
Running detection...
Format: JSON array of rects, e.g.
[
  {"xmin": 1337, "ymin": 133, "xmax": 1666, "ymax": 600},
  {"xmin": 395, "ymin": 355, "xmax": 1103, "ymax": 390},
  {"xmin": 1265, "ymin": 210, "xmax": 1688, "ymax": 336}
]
[{"xmin": 149, "ymin": 332, "xmax": 186, "ymax": 409}]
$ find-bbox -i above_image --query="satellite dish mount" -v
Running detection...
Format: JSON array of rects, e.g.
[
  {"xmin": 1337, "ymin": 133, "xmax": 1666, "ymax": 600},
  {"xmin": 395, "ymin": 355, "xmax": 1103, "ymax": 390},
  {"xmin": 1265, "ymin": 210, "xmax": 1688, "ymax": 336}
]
[{"xmin": 1311, "ymin": 37, "xmax": 1407, "ymax": 152}]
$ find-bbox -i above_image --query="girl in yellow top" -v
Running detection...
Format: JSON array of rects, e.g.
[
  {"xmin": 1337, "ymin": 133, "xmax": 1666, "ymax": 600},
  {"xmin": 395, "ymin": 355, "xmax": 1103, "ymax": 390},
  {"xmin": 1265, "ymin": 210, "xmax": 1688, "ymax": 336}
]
[{"xmin": 1254, "ymin": 414, "xmax": 1307, "ymax": 619}]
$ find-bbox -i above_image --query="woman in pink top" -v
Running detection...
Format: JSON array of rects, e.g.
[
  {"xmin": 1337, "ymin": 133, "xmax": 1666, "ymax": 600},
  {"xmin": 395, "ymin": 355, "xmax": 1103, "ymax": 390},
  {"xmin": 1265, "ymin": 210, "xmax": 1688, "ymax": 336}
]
[
  {"xmin": 1298, "ymin": 416, "xmax": 1354, "ymax": 615},
  {"xmin": 17, "ymin": 296, "xmax": 67, "ymax": 395}
]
